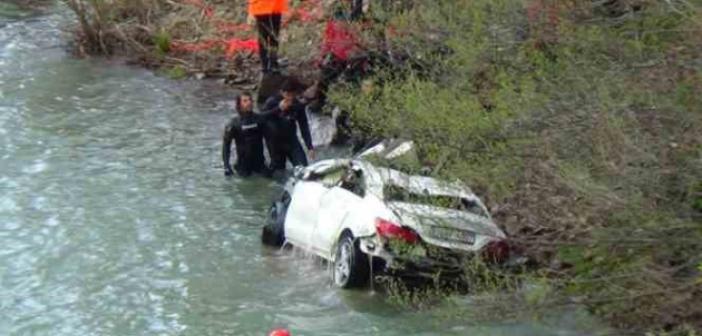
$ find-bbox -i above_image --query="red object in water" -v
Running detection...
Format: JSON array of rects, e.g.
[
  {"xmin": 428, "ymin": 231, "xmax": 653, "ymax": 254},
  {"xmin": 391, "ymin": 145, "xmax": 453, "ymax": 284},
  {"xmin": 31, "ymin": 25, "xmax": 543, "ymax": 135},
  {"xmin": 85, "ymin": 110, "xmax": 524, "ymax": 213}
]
[
  {"xmin": 320, "ymin": 20, "xmax": 360, "ymax": 62},
  {"xmin": 375, "ymin": 218, "xmax": 419, "ymax": 244},
  {"xmin": 269, "ymin": 329, "xmax": 291, "ymax": 336}
]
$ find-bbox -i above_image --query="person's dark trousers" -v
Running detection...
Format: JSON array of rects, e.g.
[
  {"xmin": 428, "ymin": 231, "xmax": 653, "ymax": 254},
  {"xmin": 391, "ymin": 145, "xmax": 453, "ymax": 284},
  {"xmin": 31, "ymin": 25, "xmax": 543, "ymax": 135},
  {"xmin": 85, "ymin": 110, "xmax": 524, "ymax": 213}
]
[
  {"xmin": 235, "ymin": 162, "xmax": 272, "ymax": 178},
  {"xmin": 256, "ymin": 13, "xmax": 282, "ymax": 73},
  {"xmin": 269, "ymin": 140, "xmax": 308, "ymax": 171},
  {"xmin": 287, "ymin": 139, "xmax": 308, "ymax": 167},
  {"xmin": 257, "ymin": 72, "xmax": 285, "ymax": 108},
  {"xmin": 351, "ymin": 0, "xmax": 363, "ymax": 20}
]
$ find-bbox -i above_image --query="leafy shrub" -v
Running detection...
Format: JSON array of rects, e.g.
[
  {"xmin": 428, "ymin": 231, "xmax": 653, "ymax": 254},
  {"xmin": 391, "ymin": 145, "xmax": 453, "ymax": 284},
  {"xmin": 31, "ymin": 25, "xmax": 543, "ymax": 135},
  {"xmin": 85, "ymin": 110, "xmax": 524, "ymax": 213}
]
[{"xmin": 329, "ymin": 0, "xmax": 702, "ymax": 332}]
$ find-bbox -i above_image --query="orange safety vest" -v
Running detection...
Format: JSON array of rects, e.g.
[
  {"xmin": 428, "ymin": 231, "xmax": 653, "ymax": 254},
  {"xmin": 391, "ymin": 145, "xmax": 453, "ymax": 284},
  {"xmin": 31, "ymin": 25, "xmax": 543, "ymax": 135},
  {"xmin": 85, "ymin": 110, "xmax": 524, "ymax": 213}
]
[{"xmin": 249, "ymin": 0, "xmax": 288, "ymax": 16}]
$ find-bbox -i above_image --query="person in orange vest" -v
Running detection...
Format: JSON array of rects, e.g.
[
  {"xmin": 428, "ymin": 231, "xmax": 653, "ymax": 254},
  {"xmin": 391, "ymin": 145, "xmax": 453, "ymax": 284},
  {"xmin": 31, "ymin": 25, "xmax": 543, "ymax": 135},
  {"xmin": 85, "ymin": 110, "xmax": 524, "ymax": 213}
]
[{"xmin": 249, "ymin": 0, "xmax": 288, "ymax": 73}]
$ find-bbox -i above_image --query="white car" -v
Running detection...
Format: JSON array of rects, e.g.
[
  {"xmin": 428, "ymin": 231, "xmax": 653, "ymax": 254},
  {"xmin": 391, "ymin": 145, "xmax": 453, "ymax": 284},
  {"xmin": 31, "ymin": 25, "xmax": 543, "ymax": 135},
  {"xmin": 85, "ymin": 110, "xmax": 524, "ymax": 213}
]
[{"xmin": 262, "ymin": 143, "xmax": 509, "ymax": 288}]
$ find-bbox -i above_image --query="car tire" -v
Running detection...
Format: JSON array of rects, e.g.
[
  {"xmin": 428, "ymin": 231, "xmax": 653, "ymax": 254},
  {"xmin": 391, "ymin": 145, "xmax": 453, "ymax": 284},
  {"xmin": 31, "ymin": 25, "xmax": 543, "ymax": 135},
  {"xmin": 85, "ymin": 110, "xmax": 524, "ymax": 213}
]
[
  {"xmin": 261, "ymin": 201, "xmax": 286, "ymax": 247},
  {"xmin": 333, "ymin": 233, "xmax": 369, "ymax": 289}
]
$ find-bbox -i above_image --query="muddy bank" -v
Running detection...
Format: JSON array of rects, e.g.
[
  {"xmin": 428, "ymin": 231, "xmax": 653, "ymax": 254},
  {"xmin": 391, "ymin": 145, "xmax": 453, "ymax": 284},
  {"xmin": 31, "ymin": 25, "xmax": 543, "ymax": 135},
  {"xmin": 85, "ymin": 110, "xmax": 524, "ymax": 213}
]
[{"xmin": 62, "ymin": 0, "xmax": 335, "ymax": 85}]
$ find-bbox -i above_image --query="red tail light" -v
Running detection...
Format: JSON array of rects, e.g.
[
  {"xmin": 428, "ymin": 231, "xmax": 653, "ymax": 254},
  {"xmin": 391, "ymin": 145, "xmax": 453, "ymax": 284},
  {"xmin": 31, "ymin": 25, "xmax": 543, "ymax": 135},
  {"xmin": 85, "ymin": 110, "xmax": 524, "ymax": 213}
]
[
  {"xmin": 482, "ymin": 240, "xmax": 510, "ymax": 263},
  {"xmin": 375, "ymin": 218, "xmax": 419, "ymax": 244}
]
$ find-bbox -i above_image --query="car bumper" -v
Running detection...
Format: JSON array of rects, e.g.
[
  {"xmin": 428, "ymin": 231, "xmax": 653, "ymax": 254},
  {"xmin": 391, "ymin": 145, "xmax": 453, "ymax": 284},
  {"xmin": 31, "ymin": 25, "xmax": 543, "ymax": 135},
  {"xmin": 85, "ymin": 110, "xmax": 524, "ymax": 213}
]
[{"xmin": 358, "ymin": 236, "xmax": 467, "ymax": 279}]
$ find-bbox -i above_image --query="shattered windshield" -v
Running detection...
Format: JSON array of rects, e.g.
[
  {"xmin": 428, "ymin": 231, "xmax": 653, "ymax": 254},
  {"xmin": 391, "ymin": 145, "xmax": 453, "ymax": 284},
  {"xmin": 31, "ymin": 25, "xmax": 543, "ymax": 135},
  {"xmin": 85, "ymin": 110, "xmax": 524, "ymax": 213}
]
[{"xmin": 383, "ymin": 184, "xmax": 488, "ymax": 218}]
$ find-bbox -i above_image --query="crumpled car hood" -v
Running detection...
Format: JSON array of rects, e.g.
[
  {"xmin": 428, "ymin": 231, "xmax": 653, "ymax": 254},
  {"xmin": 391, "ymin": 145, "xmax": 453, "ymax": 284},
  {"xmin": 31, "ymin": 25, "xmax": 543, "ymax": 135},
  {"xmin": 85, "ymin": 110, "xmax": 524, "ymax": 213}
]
[{"xmin": 388, "ymin": 202, "xmax": 506, "ymax": 251}]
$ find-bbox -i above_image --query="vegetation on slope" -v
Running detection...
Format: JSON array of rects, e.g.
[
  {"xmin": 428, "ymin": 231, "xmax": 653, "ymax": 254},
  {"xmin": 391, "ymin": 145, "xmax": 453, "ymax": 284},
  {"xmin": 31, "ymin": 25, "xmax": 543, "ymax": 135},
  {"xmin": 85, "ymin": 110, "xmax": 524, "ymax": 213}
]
[
  {"xmin": 328, "ymin": 0, "xmax": 701, "ymax": 333},
  {"xmin": 63, "ymin": 0, "xmax": 328, "ymax": 81}
]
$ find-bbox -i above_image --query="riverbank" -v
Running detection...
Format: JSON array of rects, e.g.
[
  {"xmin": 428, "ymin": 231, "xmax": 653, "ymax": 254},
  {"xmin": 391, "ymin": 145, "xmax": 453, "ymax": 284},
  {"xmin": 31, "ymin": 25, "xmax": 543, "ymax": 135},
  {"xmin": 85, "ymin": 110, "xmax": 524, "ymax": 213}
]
[
  {"xmin": 62, "ymin": 0, "xmax": 332, "ymax": 85},
  {"xmin": 61, "ymin": 0, "xmax": 702, "ymax": 334},
  {"xmin": 327, "ymin": 1, "xmax": 701, "ymax": 333}
]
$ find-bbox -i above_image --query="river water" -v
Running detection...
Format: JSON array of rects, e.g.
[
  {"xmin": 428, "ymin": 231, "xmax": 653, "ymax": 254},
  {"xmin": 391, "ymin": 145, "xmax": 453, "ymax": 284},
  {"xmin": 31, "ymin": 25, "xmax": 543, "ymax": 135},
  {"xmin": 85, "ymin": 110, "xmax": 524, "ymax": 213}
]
[{"xmin": 0, "ymin": 4, "xmax": 607, "ymax": 336}]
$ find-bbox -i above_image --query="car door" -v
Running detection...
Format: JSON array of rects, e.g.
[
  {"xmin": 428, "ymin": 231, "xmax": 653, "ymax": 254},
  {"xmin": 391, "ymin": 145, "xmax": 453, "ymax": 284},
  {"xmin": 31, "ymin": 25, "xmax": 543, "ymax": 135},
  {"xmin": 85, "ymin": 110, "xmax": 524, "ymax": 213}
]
[
  {"xmin": 284, "ymin": 181, "xmax": 327, "ymax": 250},
  {"xmin": 284, "ymin": 160, "xmax": 349, "ymax": 252},
  {"xmin": 312, "ymin": 186, "xmax": 364, "ymax": 258}
]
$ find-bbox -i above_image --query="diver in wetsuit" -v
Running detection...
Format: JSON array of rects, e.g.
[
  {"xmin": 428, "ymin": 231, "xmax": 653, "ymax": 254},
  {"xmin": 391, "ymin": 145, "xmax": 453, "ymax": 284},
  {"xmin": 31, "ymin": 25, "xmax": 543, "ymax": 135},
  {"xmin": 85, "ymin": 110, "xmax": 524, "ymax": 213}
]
[
  {"xmin": 222, "ymin": 92, "xmax": 271, "ymax": 177},
  {"xmin": 261, "ymin": 80, "xmax": 315, "ymax": 172}
]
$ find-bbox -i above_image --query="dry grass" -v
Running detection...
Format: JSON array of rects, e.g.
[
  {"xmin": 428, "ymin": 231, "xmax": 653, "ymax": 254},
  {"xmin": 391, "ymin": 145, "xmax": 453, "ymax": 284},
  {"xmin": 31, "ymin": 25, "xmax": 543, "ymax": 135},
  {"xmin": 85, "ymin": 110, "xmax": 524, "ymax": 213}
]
[{"xmin": 64, "ymin": 0, "xmax": 331, "ymax": 81}]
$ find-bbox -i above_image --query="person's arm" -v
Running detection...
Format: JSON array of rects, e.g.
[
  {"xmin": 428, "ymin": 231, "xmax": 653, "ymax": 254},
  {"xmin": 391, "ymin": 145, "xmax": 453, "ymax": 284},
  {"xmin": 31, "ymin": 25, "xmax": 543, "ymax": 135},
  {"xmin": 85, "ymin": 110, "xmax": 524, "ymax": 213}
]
[
  {"xmin": 351, "ymin": 0, "xmax": 363, "ymax": 20},
  {"xmin": 222, "ymin": 119, "xmax": 243, "ymax": 176},
  {"xmin": 296, "ymin": 103, "xmax": 314, "ymax": 151},
  {"xmin": 258, "ymin": 95, "xmax": 281, "ymax": 118}
]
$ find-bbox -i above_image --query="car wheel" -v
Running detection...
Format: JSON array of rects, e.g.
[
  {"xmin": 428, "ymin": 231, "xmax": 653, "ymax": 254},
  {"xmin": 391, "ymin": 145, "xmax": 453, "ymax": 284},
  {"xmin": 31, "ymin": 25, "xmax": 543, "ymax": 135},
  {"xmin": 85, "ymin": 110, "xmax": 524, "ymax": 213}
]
[
  {"xmin": 261, "ymin": 201, "xmax": 286, "ymax": 247},
  {"xmin": 333, "ymin": 233, "xmax": 369, "ymax": 289}
]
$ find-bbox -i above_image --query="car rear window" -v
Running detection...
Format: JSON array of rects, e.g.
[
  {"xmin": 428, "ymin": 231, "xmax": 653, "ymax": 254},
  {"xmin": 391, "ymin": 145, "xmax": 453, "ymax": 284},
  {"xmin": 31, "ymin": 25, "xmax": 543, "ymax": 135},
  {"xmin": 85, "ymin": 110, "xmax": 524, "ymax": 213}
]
[{"xmin": 383, "ymin": 184, "xmax": 488, "ymax": 218}]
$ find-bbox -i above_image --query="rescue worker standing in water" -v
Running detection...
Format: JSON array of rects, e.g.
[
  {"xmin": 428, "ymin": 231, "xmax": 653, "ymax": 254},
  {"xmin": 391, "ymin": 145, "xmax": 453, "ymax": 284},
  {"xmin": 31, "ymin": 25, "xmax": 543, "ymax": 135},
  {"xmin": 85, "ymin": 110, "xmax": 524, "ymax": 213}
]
[
  {"xmin": 262, "ymin": 80, "xmax": 315, "ymax": 171},
  {"xmin": 249, "ymin": 0, "xmax": 288, "ymax": 73},
  {"xmin": 222, "ymin": 92, "xmax": 271, "ymax": 177}
]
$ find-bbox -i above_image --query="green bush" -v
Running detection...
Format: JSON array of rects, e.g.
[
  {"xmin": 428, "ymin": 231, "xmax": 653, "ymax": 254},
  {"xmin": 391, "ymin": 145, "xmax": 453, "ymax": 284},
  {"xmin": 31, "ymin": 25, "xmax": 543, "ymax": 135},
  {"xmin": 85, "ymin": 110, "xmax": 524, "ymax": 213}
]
[
  {"xmin": 153, "ymin": 29, "xmax": 171, "ymax": 55},
  {"xmin": 329, "ymin": 0, "xmax": 702, "ymax": 332},
  {"xmin": 165, "ymin": 66, "xmax": 186, "ymax": 79}
]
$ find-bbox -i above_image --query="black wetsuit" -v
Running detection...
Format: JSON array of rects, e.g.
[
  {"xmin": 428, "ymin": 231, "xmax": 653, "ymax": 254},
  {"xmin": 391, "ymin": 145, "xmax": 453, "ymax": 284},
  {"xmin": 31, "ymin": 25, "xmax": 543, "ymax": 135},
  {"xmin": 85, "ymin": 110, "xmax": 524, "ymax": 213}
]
[
  {"xmin": 261, "ymin": 95, "xmax": 314, "ymax": 170},
  {"xmin": 222, "ymin": 113, "xmax": 271, "ymax": 177}
]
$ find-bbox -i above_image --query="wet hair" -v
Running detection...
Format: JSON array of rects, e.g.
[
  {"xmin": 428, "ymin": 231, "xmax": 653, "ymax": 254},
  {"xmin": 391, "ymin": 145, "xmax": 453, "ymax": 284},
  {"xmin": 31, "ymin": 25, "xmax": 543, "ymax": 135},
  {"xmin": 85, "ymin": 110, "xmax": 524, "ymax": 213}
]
[
  {"xmin": 280, "ymin": 78, "xmax": 302, "ymax": 94},
  {"xmin": 236, "ymin": 91, "xmax": 253, "ymax": 112}
]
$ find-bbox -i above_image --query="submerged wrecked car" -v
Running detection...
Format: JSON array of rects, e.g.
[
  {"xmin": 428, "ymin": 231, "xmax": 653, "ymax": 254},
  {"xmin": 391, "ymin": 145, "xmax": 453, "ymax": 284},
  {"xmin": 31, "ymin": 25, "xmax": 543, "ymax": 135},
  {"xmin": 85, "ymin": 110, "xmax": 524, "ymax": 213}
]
[{"xmin": 262, "ymin": 142, "xmax": 509, "ymax": 288}]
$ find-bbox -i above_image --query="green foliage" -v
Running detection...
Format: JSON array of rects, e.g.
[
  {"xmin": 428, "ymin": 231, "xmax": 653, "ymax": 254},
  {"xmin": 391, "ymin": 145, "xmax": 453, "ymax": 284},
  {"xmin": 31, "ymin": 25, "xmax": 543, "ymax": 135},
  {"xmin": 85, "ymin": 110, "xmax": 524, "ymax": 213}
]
[
  {"xmin": 458, "ymin": 257, "xmax": 522, "ymax": 294},
  {"xmin": 329, "ymin": 0, "xmax": 702, "ymax": 332},
  {"xmin": 386, "ymin": 239, "xmax": 425, "ymax": 261},
  {"xmin": 153, "ymin": 29, "xmax": 171, "ymax": 55},
  {"xmin": 695, "ymin": 193, "xmax": 702, "ymax": 213},
  {"xmin": 381, "ymin": 256, "xmax": 522, "ymax": 310},
  {"xmin": 381, "ymin": 274, "xmax": 450, "ymax": 310},
  {"xmin": 523, "ymin": 278, "xmax": 551, "ymax": 306},
  {"xmin": 165, "ymin": 66, "xmax": 186, "ymax": 80}
]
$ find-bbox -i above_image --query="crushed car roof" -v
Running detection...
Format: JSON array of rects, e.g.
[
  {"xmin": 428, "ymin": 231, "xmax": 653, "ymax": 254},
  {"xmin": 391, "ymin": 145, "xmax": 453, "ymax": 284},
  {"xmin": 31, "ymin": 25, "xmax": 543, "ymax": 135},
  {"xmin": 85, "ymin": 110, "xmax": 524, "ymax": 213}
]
[{"xmin": 352, "ymin": 161, "xmax": 481, "ymax": 202}]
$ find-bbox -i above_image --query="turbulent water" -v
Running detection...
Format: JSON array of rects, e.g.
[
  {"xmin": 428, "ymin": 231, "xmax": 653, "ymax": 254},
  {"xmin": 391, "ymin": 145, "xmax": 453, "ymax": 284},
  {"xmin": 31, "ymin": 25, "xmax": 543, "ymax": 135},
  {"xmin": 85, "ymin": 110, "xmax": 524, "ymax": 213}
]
[{"xmin": 0, "ymin": 4, "xmax": 607, "ymax": 336}]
